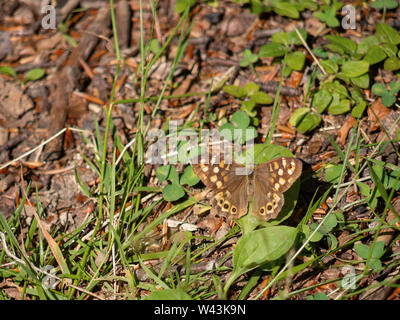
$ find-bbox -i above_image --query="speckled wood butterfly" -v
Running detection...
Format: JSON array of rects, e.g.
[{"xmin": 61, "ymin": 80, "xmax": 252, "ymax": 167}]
[{"xmin": 192, "ymin": 156, "xmax": 302, "ymax": 221}]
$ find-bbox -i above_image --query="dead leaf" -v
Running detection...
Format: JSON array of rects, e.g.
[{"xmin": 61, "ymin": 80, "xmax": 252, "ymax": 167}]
[
  {"xmin": 368, "ymin": 99, "xmax": 390, "ymax": 131},
  {"xmin": 337, "ymin": 116, "xmax": 356, "ymax": 144}
]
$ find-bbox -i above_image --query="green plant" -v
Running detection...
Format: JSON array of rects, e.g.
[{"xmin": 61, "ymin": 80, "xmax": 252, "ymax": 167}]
[
  {"xmin": 354, "ymin": 241, "xmax": 385, "ymax": 271},
  {"xmin": 313, "ymin": 0, "xmax": 343, "ymax": 28},
  {"xmin": 371, "ymin": 81, "xmax": 400, "ymax": 107}
]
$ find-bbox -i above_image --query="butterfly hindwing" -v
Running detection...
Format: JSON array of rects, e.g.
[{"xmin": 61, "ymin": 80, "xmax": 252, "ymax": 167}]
[{"xmin": 251, "ymin": 157, "xmax": 302, "ymax": 221}]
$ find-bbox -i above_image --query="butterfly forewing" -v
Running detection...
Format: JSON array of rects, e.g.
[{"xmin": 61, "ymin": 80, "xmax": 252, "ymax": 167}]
[{"xmin": 192, "ymin": 155, "xmax": 302, "ymax": 221}]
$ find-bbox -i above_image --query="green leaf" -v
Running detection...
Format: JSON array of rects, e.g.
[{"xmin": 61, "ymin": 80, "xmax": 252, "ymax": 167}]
[
  {"xmin": 328, "ymin": 99, "xmax": 351, "ymax": 115},
  {"xmin": 286, "ymin": 51, "xmax": 305, "ymax": 71},
  {"xmin": 258, "ymin": 42, "xmax": 286, "ymax": 58},
  {"xmin": 357, "ymin": 36, "xmax": 379, "ymax": 54},
  {"xmin": 296, "ymin": 112, "xmax": 321, "ymax": 133},
  {"xmin": 389, "ymin": 81, "xmax": 400, "ymax": 93},
  {"xmin": 243, "ymin": 82, "xmax": 260, "ymax": 96},
  {"xmin": 145, "ymin": 288, "xmax": 192, "ymax": 300},
  {"xmin": 351, "ymin": 101, "xmax": 367, "ymax": 118},
  {"xmin": 24, "ymin": 68, "xmax": 45, "ymax": 82},
  {"xmin": 363, "ymin": 45, "xmax": 387, "ymax": 64},
  {"xmin": 174, "ymin": 0, "xmax": 195, "ymax": 13},
  {"xmin": 241, "ymin": 100, "xmax": 256, "ymax": 114},
  {"xmin": 156, "ymin": 165, "xmax": 172, "ymax": 182},
  {"xmin": 180, "ymin": 166, "xmax": 200, "ymax": 186},
  {"xmin": 0, "ymin": 65, "xmax": 16, "ymax": 77},
  {"xmin": 381, "ymin": 93, "xmax": 396, "ymax": 107},
  {"xmin": 223, "ymin": 85, "xmax": 246, "ymax": 99},
  {"xmin": 162, "ymin": 183, "xmax": 185, "ymax": 202},
  {"xmin": 371, "ymin": 241, "xmax": 385, "ymax": 259},
  {"xmin": 371, "ymin": 83, "xmax": 389, "ymax": 96},
  {"xmin": 376, "ymin": 22, "xmax": 400, "ymax": 45},
  {"xmin": 273, "ymin": 2, "xmax": 299, "ymax": 19},
  {"xmin": 271, "ymin": 32, "xmax": 288, "ymax": 45},
  {"xmin": 324, "ymin": 164, "xmax": 344, "ymax": 184},
  {"xmin": 371, "ymin": 0, "xmax": 398, "ymax": 9},
  {"xmin": 240, "ymin": 49, "xmax": 258, "ymax": 67},
  {"xmin": 341, "ymin": 61, "xmax": 369, "ymax": 78},
  {"xmin": 231, "ymin": 226, "xmax": 297, "ymax": 279},
  {"xmin": 219, "ymin": 122, "xmax": 235, "ymax": 141},
  {"xmin": 320, "ymin": 60, "xmax": 339, "ymax": 74},
  {"xmin": 325, "ymin": 35, "xmax": 357, "ymax": 55},
  {"xmin": 231, "ymin": 111, "xmax": 250, "ymax": 129},
  {"xmin": 287, "ymin": 29, "xmax": 308, "ymax": 45},
  {"xmin": 354, "ymin": 243, "xmax": 370, "ymax": 259},
  {"xmin": 312, "ymin": 89, "xmax": 332, "ymax": 113},
  {"xmin": 384, "ymin": 57, "xmax": 400, "ymax": 71},
  {"xmin": 289, "ymin": 107, "xmax": 311, "ymax": 127},
  {"xmin": 250, "ymin": 91, "xmax": 273, "ymax": 104},
  {"xmin": 351, "ymin": 73, "xmax": 369, "ymax": 89}
]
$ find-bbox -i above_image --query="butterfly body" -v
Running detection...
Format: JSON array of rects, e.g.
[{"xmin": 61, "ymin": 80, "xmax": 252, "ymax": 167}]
[{"xmin": 192, "ymin": 156, "xmax": 302, "ymax": 221}]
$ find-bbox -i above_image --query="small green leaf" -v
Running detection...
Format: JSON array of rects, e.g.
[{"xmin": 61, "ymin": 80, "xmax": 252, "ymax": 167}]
[
  {"xmin": 286, "ymin": 51, "xmax": 305, "ymax": 71},
  {"xmin": 156, "ymin": 165, "xmax": 171, "ymax": 182},
  {"xmin": 354, "ymin": 243, "xmax": 370, "ymax": 259},
  {"xmin": 231, "ymin": 111, "xmax": 250, "ymax": 129},
  {"xmin": 180, "ymin": 166, "xmax": 200, "ymax": 186},
  {"xmin": 320, "ymin": 60, "xmax": 339, "ymax": 74},
  {"xmin": 174, "ymin": 0, "xmax": 196, "ymax": 13},
  {"xmin": 289, "ymin": 107, "xmax": 310, "ymax": 127},
  {"xmin": 219, "ymin": 122, "xmax": 235, "ymax": 141},
  {"xmin": 258, "ymin": 42, "xmax": 286, "ymax": 58},
  {"xmin": 371, "ymin": 0, "xmax": 398, "ymax": 9},
  {"xmin": 351, "ymin": 73, "xmax": 369, "ymax": 89},
  {"xmin": 351, "ymin": 101, "xmax": 367, "ymax": 118},
  {"xmin": 145, "ymin": 288, "xmax": 192, "ymax": 300},
  {"xmin": 325, "ymin": 35, "xmax": 357, "ymax": 55},
  {"xmin": 324, "ymin": 164, "xmax": 344, "ymax": 184},
  {"xmin": 24, "ymin": 68, "xmax": 45, "ymax": 82},
  {"xmin": 328, "ymin": 99, "xmax": 351, "ymax": 115},
  {"xmin": 357, "ymin": 36, "xmax": 379, "ymax": 54},
  {"xmin": 223, "ymin": 85, "xmax": 246, "ymax": 99},
  {"xmin": 0, "ymin": 66, "xmax": 16, "ymax": 77},
  {"xmin": 376, "ymin": 22, "xmax": 400, "ymax": 45},
  {"xmin": 296, "ymin": 112, "xmax": 321, "ymax": 133},
  {"xmin": 273, "ymin": 2, "xmax": 299, "ymax": 19},
  {"xmin": 384, "ymin": 57, "xmax": 400, "ymax": 71},
  {"xmin": 371, "ymin": 83, "xmax": 389, "ymax": 96},
  {"xmin": 250, "ymin": 91, "xmax": 273, "ymax": 104},
  {"xmin": 271, "ymin": 32, "xmax": 288, "ymax": 45},
  {"xmin": 287, "ymin": 29, "xmax": 307, "ymax": 45},
  {"xmin": 363, "ymin": 45, "xmax": 387, "ymax": 64},
  {"xmin": 312, "ymin": 89, "xmax": 332, "ymax": 113},
  {"xmin": 342, "ymin": 61, "xmax": 369, "ymax": 78},
  {"xmin": 232, "ymin": 226, "xmax": 297, "ymax": 279},
  {"xmin": 240, "ymin": 49, "xmax": 258, "ymax": 67},
  {"xmin": 371, "ymin": 241, "xmax": 385, "ymax": 259},
  {"xmin": 162, "ymin": 183, "xmax": 185, "ymax": 202},
  {"xmin": 243, "ymin": 82, "xmax": 260, "ymax": 96}
]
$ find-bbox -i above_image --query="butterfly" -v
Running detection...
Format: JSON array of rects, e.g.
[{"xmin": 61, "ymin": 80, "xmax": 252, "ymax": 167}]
[{"xmin": 192, "ymin": 155, "xmax": 302, "ymax": 221}]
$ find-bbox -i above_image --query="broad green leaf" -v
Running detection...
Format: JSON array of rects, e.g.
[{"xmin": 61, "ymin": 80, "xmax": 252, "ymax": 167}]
[
  {"xmin": 271, "ymin": 31, "xmax": 288, "ymax": 45},
  {"xmin": 328, "ymin": 99, "xmax": 351, "ymax": 115},
  {"xmin": 351, "ymin": 101, "xmax": 367, "ymax": 118},
  {"xmin": 240, "ymin": 49, "xmax": 258, "ymax": 67},
  {"xmin": 313, "ymin": 89, "xmax": 332, "ymax": 113},
  {"xmin": 325, "ymin": 35, "xmax": 357, "ymax": 55},
  {"xmin": 286, "ymin": 51, "xmax": 305, "ymax": 71},
  {"xmin": 354, "ymin": 243, "xmax": 370, "ymax": 259},
  {"xmin": 381, "ymin": 93, "xmax": 396, "ymax": 107},
  {"xmin": 244, "ymin": 82, "xmax": 260, "ymax": 96},
  {"xmin": 232, "ymin": 226, "xmax": 297, "ymax": 278},
  {"xmin": 231, "ymin": 111, "xmax": 250, "ymax": 129},
  {"xmin": 287, "ymin": 29, "xmax": 308, "ymax": 45},
  {"xmin": 357, "ymin": 36, "xmax": 379, "ymax": 54},
  {"xmin": 174, "ymin": 0, "xmax": 196, "ymax": 13},
  {"xmin": 371, "ymin": 83, "xmax": 389, "ymax": 96},
  {"xmin": 295, "ymin": 112, "xmax": 321, "ymax": 133},
  {"xmin": 145, "ymin": 288, "xmax": 192, "ymax": 300},
  {"xmin": 289, "ymin": 107, "xmax": 310, "ymax": 127},
  {"xmin": 376, "ymin": 22, "xmax": 400, "ymax": 45},
  {"xmin": 223, "ymin": 85, "xmax": 246, "ymax": 98},
  {"xmin": 162, "ymin": 183, "xmax": 185, "ymax": 202},
  {"xmin": 320, "ymin": 60, "xmax": 338, "ymax": 74},
  {"xmin": 250, "ymin": 91, "xmax": 273, "ymax": 104},
  {"xmin": 342, "ymin": 60, "xmax": 369, "ymax": 78},
  {"xmin": 351, "ymin": 73, "xmax": 369, "ymax": 89},
  {"xmin": 156, "ymin": 165, "xmax": 171, "ymax": 182},
  {"xmin": 324, "ymin": 164, "xmax": 344, "ymax": 183},
  {"xmin": 24, "ymin": 68, "xmax": 45, "ymax": 82},
  {"xmin": 180, "ymin": 165, "xmax": 200, "ymax": 186},
  {"xmin": 259, "ymin": 42, "xmax": 286, "ymax": 58},
  {"xmin": 371, "ymin": 0, "xmax": 398, "ymax": 9},
  {"xmin": 219, "ymin": 122, "xmax": 235, "ymax": 141},
  {"xmin": 0, "ymin": 65, "xmax": 16, "ymax": 77},
  {"xmin": 273, "ymin": 2, "xmax": 299, "ymax": 18},
  {"xmin": 384, "ymin": 57, "xmax": 400, "ymax": 71},
  {"xmin": 364, "ymin": 45, "xmax": 387, "ymax": 64}
]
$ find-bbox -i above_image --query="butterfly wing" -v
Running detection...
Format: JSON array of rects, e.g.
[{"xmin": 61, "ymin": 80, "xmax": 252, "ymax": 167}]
[
  {"xmin": 251, "ymin": 157, "xmax": 302, "ymax": 221},
  {"xmin": 192, "ymin": 158, "xmax": 250, "ymax": 218}
]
